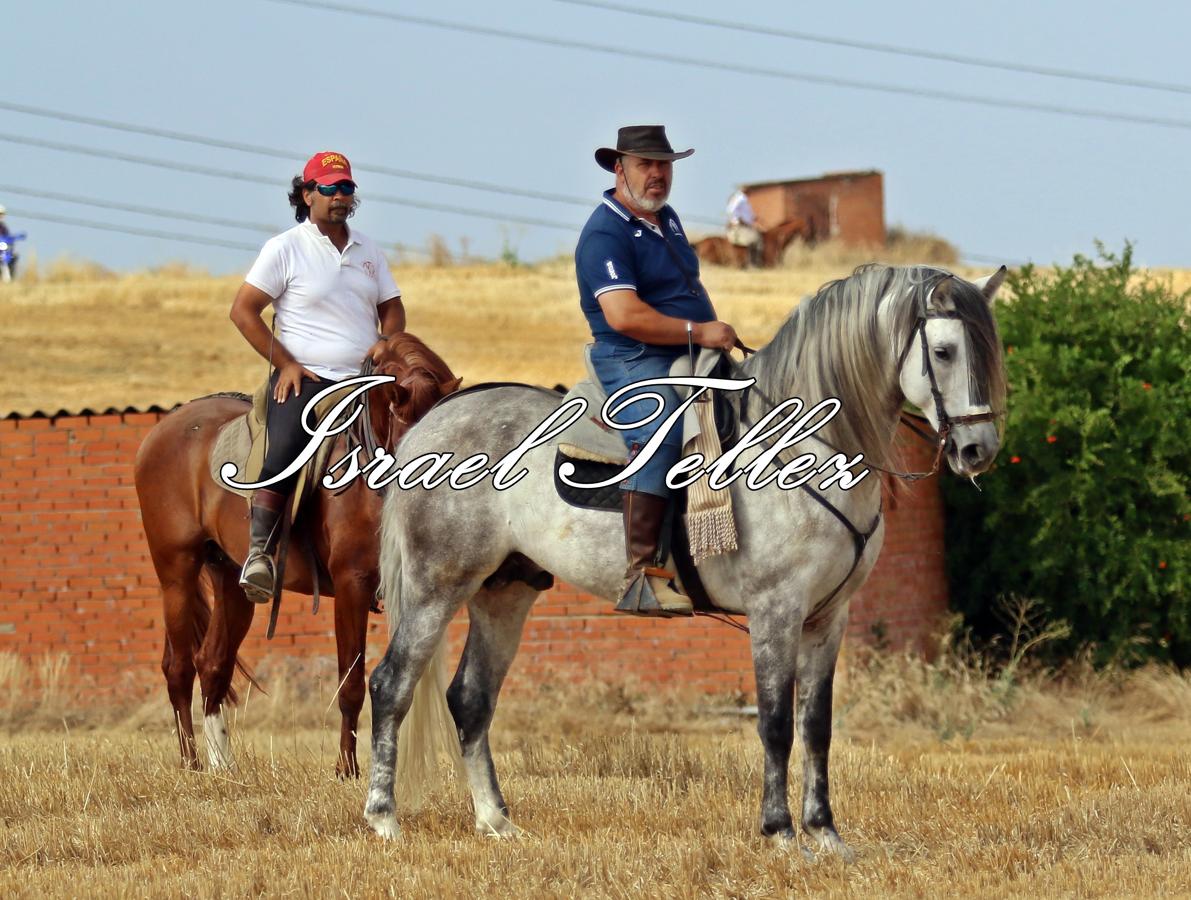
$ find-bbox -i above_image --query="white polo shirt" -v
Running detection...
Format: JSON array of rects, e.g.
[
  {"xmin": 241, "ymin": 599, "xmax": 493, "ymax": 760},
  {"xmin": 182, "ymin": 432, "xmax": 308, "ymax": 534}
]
[{"xmin": 245, "ymin": 220, "xmax": 401, "ymax": 380}]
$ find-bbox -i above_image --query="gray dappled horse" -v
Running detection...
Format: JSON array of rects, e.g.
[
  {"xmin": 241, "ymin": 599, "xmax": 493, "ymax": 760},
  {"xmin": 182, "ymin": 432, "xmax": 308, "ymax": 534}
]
[{"xmin": 364, "ymin": 264, "xmax": 1008, "ymax": 856}]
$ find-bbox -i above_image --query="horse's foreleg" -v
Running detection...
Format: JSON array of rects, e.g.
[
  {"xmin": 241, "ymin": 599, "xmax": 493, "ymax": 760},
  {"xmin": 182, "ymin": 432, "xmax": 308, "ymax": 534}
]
[
  {"xmin": 796, "ymin": 614, "xmax": 853, "ymax": 861},
  {"xmin": 195, "ymin": 564, "xmax": 255, "ymax": 771},
  {"xmin": 749, "ymin": 605, "xmax": 802, "ymax": 845},
  {"xmin": 332, "ymin": 570, "xmax": 374, "ymax": 779},
  {"xmin": 448, "ymin": 585, "xmax": 537, "ymax": 837},
  {"xmin": 365, "ymin": 589, "xmax": 464, "ymax": 840}
]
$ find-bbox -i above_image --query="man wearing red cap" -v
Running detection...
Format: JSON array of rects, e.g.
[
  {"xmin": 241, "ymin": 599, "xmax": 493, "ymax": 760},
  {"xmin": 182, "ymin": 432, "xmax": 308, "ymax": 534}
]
[{"xmin": 229, "ymin": 151, "xmax": 404, "ymax": 602}]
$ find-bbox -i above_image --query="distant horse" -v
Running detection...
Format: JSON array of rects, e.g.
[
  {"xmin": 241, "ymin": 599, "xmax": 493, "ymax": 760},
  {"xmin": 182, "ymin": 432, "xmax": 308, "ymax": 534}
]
[
  {"xmin": 362, "ymin": 264, "xmax": 1007, "ymax": 855},
  {"xmin": 134, "ymin": 333, "xmax": 460, "ymax": 777},
  {"xmin": 693, "ymin": 217, "xmax": 814, "ymax": 269}
]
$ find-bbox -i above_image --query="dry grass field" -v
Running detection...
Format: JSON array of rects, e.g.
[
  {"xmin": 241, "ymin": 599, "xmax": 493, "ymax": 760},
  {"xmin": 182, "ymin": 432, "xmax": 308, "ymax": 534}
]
[
  {"xmin": 0, "ymin": 247, "xmax": 1007, "ymax": 416},
  {"xmin": 1, "ymin": 651, "xmax": 1190, "ymax": 898},
  {"xmin": 4, "ymin": 253, "xmax": 1191, "ymax": 896}
]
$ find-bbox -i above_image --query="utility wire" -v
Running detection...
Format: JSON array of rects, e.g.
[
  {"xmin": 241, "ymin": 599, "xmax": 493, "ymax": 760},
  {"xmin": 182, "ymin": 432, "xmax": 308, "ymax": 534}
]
[
  {"xmin": 0, "ymin": 184, "xmax": 280, "ymax": 234},
  {"xmin": 0, "ymin": 99, "xmax": 721, "ymax": 227},
  {"xmin": 0, "ymin": 132, "xmax": 581, "ymax": 232},
  {"xmin": 263, "ymin": 0, "xmax": 1191, "ymax": 132},
  {"xmin": 558, "ymin": 0, "xmax": 1191, "ymax": 97},
  {"xmin": 4, "ymin": 208, "xmax": 263, "ymax": 252}
]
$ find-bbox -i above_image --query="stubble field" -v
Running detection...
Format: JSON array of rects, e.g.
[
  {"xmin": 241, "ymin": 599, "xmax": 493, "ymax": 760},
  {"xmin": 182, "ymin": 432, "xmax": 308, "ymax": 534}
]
[
  {"xmin": 2, "ymin": 255, "xmax": 1190, "ymax": 896},
  {"xmin": 1, "ymin": 653, "xmax": 1190, "ymax": 898}
]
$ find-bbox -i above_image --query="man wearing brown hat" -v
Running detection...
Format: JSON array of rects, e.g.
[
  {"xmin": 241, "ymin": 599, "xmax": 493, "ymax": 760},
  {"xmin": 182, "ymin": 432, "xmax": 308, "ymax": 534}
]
[{"xmin": 576, "ymin": 125, "xmax": 739, "ymax": 618}]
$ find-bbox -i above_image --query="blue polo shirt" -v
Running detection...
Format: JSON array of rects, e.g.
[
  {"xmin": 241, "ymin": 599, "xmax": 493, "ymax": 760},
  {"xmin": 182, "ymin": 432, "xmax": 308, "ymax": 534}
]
[{"xmin": 575, "ymin": 190, "xmax": 715, "ymax": 353}]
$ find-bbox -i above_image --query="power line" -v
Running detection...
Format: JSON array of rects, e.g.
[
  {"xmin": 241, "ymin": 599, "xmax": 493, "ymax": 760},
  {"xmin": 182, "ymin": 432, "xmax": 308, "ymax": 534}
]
[
  {"xmin": 0, "ymin": 184, "xmax": 279, "ymax": 234},
  {"xmin": 263, "ymin": 0, "xmax": 1191, "ymax": 132},
  {"xmin": 0, "ymin": 131, "xmax": 582, "ymax": 232},
  {"xmin": 558, "ymin": 0, "xmax": 1191, "ymax": 97},
  {"xmin": 4, "ymin": 208, "xmax": 263, "ymax": 252},
  {"xmin": 0, "ymin": 99, "xmax": 726, "ymax": 226}
]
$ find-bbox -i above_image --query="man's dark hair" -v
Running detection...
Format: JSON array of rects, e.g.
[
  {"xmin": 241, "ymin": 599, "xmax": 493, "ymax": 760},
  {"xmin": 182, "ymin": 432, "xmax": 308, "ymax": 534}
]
[
  {"xmin": 288, "ymin": 176, "xmax": 359, "ymax": 223},
  {"xmin": 288, "ymin": 176, "xmax": 313, "ymax": 223}
]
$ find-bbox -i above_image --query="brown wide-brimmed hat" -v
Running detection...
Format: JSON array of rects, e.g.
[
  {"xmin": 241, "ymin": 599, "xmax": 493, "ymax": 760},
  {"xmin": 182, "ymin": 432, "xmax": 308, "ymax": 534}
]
[{"xmin": 595, "ymin": 125, "xmax": 694, "ymax": 172}]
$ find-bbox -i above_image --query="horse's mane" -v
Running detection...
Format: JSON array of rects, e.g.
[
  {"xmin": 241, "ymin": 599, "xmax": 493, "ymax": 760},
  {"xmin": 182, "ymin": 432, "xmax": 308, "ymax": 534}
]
[
  {"xmin": 740, "ymin": 263, "xmax": 1004, "ymax": 472},
  {"xmin": 375, "ymin": 332, "xmax": 461, "ymax": 431}
]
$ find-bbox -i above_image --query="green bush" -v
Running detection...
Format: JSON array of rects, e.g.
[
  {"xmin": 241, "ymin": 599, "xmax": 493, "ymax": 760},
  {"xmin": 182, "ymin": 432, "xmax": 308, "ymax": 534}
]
[{"xmin": 943, "ymin": 245, "xmax": 1190, "ymax": 665}]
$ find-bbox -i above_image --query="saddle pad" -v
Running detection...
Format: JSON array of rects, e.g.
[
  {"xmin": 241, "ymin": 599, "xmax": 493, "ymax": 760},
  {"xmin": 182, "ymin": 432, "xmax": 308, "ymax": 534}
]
[{"xmin": 553, "ymin": 451, "xmax": 624, "ymax": 511}]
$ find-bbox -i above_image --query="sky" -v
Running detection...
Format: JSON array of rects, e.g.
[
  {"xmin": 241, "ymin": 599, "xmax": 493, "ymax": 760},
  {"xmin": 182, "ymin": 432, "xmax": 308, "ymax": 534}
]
[{"xmin": 4, "ymin": 1, "xmax": 1189, "ymax": 274}]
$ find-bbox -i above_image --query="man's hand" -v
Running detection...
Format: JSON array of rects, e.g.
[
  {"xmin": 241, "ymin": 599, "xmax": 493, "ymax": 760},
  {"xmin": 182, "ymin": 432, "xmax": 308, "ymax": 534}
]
[
  {"xmin": 692, "ymin": 321, "xmax": 739, "ymax": 351},
  {"xmin": 367, "ymin": 337, "xmax": 390, "ymax": 363},
  {"xmin": 274, "ymin": 360, "xmax": 319, "ymax": 403}
]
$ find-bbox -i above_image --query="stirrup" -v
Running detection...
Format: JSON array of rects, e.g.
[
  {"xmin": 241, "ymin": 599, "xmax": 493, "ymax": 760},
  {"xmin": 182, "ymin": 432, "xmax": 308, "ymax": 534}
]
[
  {"xmin": 615, "ymin": 568, "xmax": 693, "ymax": 618},
  {"xmin": 239, "ymin": 550, "xmax": 275, "ymax": 604}
]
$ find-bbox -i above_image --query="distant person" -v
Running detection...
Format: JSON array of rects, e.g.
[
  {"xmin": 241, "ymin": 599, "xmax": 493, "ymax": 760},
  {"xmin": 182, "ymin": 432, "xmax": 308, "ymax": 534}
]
[
  {"xmin": 228, "ymin": 151, "xmax": 405, "ymax": 602},
  {"xmin": 725, "ymin": 188, "xmax": 762, "ymax": 267},
  {"xmin": 0, "ymin": 206, "xmax": 19, "ymax": 280},
  {"xmin": 576, "ymin": 124, "xmax": 739, "ymax": 617}
]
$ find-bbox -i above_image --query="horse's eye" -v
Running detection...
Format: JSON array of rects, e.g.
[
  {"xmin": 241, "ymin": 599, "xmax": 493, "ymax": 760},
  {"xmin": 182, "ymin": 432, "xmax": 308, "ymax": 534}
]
[{"xmin": 933, "ymin": 346, "xmax": 952, "ymax": 363}]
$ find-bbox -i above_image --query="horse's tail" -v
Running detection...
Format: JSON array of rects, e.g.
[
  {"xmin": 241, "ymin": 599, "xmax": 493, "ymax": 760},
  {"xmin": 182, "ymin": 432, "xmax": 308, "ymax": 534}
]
[
  {"xmin": 195, "ymin": 562, "xmax": 263, "ymax": 705},
  {"xmin": 380, "ymin": 532, "xmax": 464, "ymax": 810}
]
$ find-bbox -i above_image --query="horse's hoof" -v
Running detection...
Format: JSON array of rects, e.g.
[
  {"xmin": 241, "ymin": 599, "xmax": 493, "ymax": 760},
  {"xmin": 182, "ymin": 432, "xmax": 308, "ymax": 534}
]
[
  {"xmin": 475, "ymin": 815, "xmax": 520, "ymax": 839},
  {"xmin": 364, "ymin": 811, "xmax": 400, "ymax": 840},
  {"xmin": 805, "ymin": 826, "xmax": 855, "ymax": 863},
  {"xmin": 766, "ymin": 828, "xmax": 814, "ymax": 861}
]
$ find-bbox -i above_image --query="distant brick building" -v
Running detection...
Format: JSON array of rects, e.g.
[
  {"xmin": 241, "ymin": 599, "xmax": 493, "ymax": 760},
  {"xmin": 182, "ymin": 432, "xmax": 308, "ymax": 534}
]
[
  {"xmin": 0, "ymin": 406, "xmax": 947, "ymax": 697},
  {"xmin": 743, "ymin": 170, "xmax": 885, "ymax": 247}
]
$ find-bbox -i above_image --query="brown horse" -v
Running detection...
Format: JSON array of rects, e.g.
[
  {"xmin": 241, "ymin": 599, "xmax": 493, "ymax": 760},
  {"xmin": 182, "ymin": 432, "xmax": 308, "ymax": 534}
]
[
  {"xmin": 134, "ymin": 333, "xmax": 460, "ymax": 777},
  {"xmin": 693, "ymin": 216, "xmax": 814, "ymax": 269}
]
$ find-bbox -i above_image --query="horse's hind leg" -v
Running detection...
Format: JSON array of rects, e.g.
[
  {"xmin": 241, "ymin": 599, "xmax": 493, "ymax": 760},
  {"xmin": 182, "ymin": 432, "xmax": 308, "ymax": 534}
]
[
  {"xmin": 195, "ymin": 560, "xmax": 255, "ymax": 770},
  {"xmin": 157, "ymin": 550, "xmax": 203, "ymax": 770},
  {"xmin": 448, "ymin": 584, "xmax": 537, "ymax": 836},
  {"xmin": 796, "ymin": 608, "xmax": 853, "ymax": 861},
  {"xmin": 365, "ymin": 581, "xmax": 471, "ymax": 839}
]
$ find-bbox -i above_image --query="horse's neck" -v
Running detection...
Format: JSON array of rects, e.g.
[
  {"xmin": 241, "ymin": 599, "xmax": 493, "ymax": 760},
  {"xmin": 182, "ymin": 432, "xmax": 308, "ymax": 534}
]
[{"xmin": 740, "ymin": 312, "xmax": 904, "ymax": 467}]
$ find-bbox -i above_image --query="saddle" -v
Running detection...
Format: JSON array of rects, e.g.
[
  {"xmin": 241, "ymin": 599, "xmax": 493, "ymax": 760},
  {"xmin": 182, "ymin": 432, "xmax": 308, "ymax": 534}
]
[
  {"xmin": 552, "ymin": 346, "xmax": 743, "ymax": 613},
  {"xmin": 208, "ymin": 379, "xmax": 358, "ymax": 516},
  {"xmin": 553, "ymin": 344, "xmax": 739, "ymax": 509},
  {"xmin": 207, "ymin": 380, "xmax": 371, "ymax": 626}
]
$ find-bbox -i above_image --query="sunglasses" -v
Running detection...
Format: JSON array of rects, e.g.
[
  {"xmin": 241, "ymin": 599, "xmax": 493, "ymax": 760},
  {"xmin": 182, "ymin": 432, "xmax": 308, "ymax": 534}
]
[{"xmin": 314, "ymin": 181, "xmax": 356, "ymax": 197}]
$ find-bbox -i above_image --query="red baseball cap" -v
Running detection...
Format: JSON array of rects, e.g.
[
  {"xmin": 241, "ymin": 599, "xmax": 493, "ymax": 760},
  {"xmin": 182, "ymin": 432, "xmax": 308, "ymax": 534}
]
[{"xmin": 303, "ymin": 150, "xmax": 354, "ymax": 186}]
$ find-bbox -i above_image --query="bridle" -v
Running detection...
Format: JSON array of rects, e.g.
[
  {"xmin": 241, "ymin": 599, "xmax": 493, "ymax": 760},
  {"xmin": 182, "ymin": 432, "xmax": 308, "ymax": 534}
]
[{"xmin": 893, "ymin": 306, "xmax": 1001, "ymax": 479}]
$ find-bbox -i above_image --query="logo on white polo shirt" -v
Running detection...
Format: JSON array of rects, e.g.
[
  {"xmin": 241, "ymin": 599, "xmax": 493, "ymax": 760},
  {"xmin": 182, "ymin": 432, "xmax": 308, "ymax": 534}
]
[
  {"xmin": 363, "ymin": 260, "xmax": 375, "ymax": 277},
  {"xmin": 605, "ymin": 259, "xmax": 618, "ymax": 280}
]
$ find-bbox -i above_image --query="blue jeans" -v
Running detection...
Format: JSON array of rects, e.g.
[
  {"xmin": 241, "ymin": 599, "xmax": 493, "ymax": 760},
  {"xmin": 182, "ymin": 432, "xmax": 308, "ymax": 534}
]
[{"xmin": 589, "ymin": 342, "xmax": 685, "ymax": 499}]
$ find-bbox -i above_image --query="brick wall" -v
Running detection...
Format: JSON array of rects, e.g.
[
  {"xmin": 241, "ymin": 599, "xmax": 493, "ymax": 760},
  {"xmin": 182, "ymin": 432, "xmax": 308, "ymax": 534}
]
[
  {"xmin": 747, "ymin": 172, "xmax": 886, "ymax": 247},
  {"xmin": 0, "ymin": 411, "xmax": 947, "ymax": 698}
]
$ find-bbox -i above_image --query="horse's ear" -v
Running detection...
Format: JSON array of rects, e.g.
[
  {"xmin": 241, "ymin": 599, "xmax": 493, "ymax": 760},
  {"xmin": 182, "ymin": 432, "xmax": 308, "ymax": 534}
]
[
  {"xmin": 928, "ymin": 275, "xmax": 956, "ymax": 314},
  {"xmin": 390, "ymin": 383, "xmax": 411, "ymax": 408},
  {"xmin": 972, "ymin": 266, "xmax": 1008, "ymax": 305},
  {"xmin": 440, "ymin": 376, "xmax": 463, "ymax": 395}
]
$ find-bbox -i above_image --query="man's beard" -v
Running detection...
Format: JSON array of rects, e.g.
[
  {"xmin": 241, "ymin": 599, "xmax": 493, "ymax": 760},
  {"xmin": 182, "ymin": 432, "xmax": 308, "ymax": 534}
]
[
  {"xmin": 630, "ymin": 180, "xmax": 669, "ymax": 213},
  {"xmin": 635, "ymin": 194, "xmax": 667, "ymax": 213}
]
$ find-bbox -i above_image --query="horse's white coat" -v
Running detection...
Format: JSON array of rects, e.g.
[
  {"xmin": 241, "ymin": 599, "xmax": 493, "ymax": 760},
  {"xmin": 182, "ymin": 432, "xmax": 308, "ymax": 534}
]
[{"xmin": 365, "ymin": 265, "xmax": 1007, "ymax": 852}]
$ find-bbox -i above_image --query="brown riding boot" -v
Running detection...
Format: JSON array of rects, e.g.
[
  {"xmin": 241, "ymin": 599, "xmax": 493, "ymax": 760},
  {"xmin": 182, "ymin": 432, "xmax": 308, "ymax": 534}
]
[
  {"xmin": 239, "ymin": 489, "xmax": 286, "ymax": 604},
  {"xmin": 614, "ymin": 491, "xmax": 693, "ymax": 618}
]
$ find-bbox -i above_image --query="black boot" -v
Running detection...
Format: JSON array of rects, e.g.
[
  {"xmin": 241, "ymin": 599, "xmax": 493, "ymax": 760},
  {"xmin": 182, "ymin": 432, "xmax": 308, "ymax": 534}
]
[
  {"xmin": 614, "ymin": 491, "xmax": 692, "ymax": 618},
  {"xmin": 239, "ymin": 490, "xmax": 285, "ymax": 603}
]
